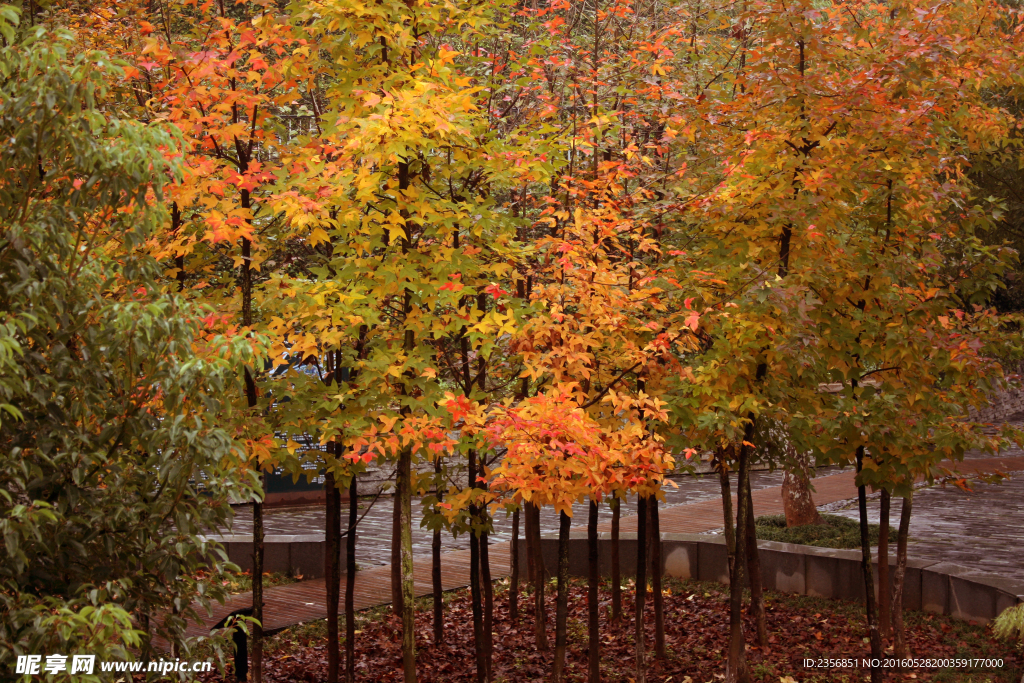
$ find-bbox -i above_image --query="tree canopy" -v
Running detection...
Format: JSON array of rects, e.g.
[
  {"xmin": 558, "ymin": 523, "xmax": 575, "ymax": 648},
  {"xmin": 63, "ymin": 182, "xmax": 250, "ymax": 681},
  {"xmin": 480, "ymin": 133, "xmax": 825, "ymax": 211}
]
[{"xmin": 2, "ymin": 0, "xmax": 1023, "ymax": 679}]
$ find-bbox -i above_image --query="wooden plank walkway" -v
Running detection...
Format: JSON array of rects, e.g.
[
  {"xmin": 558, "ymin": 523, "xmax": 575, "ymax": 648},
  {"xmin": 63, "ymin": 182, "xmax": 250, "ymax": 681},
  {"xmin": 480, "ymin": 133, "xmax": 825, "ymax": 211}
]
[{"xmin": 178, "ymin": 453, "xmax": 1024, "ymax": 641}]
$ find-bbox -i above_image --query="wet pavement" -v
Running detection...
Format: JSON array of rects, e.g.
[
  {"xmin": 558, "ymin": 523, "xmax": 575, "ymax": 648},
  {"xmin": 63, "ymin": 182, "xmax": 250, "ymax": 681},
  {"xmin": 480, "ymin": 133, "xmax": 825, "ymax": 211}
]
[
  {"xmin": 225, "ymin": 467, "xmax": 800, "ymax": 568},
  {"xmin": 823, "ymin": 449, "xmax": 1024, "ymax": 582},
  {"xmin": 225, "ymin": 441, "xmax": 1024, "ymax": 582}
]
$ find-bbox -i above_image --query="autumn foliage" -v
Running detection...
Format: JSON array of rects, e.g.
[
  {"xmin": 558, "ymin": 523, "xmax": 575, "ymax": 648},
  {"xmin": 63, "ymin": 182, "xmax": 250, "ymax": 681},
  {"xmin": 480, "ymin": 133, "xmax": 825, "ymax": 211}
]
[{"xmin": 4, "ymin": 0, "xmax": 1024, "ymax": 680}]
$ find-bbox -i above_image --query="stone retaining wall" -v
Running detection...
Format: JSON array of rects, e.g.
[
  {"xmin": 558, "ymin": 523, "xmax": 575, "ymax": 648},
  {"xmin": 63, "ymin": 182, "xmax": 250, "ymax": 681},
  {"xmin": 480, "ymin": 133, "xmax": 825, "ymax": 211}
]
[
  {"xmin": 203, "ymin": 534, "xmax": 348, "ymax": 580},
  {"xmin": 968, "ymin": 385, "xmax": 1024, "ymax": 424},
  {"xmin": 524, "ymin": 532, "xmax": 1024, "ymax": 624}
]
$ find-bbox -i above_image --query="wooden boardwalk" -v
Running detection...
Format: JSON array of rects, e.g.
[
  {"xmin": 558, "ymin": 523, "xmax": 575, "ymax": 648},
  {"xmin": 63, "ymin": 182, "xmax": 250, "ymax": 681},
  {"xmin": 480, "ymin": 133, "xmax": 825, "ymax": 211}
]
[{"xmin": 179, "ymin": 454, "xmax": 1024, "ymax": 640}]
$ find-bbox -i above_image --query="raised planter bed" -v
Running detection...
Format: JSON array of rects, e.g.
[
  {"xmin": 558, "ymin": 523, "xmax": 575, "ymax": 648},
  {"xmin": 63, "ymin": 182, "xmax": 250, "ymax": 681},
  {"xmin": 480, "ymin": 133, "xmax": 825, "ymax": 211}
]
[{"xmin": 523, "ymin": 531, "xmax": 1024, "ymax": 623}]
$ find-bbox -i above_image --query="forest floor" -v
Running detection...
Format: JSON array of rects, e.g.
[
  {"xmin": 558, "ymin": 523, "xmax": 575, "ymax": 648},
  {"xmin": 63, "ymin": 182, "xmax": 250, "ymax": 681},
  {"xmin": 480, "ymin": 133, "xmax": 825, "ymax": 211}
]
[{"xmin": 194, "ymin": 577, "xmax": 1023, "ymax": 683}]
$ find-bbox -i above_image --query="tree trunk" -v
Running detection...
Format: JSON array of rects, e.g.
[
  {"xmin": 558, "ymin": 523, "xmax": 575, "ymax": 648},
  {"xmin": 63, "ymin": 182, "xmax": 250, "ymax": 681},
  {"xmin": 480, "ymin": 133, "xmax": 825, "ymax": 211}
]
[
  {"xmin": 879, "ymin": 489, "xmax": 892, "ymax": 640},
  {"xmin": 510, "ymin": 506, "xmax": 520, "ymax": 621},
  {"xmin": 172, "ymin": 202, "xmax": 185, "ymax": 292},
  {"xmin": 718, "ymin": 450, "xmax": 736, "ymax": 569},
  {"xmin": 469, "ymin": 522, "xmax": 485, "ymax": 682},
  {"xmin": 635, "ymin": 495, "xmax": 648, "ymax": 683},
  {"xmin": 892, "ymin": 493, "xmax": 912, "ymax": 660},
  {"xmin": 649, "ymin": 497, "xmax": 665, "ymax": 659},
  {"xmin": 345, "ymin": 477, "xmax": 357, "ymax": 683},
  {"xmin": 782, "ymin": 445, "xmax": 823, "ymax": 527},
  {"xmin": 588, "ymin": 500, "xmax": 600, "ymax": 682},
  {"xmin": 432, "ymin": 525, "xmax": 443, "ymax": 645},
  {"xmin": 552, "ymin": 510, "xmax": 572, "ymax": 683},
  {"xmin": 391, "ymin": 474, "xmax": 404, "ymax": 618},
  {"xmin": 433, "ymin": 458, "xmax": 444, "ymax": 645},
  {"xmin": 512, "ymin": 280, "xmax": 528, "ymax": 626},
  {"xmin": 725, "ymin": 442, "xmax": 750, "ymax": 683},
  {"xmin": 481, "ymin": 525, "xmax": 494, "ymax": 681},
  {"xmin": 398, "ymin": 447, "xmax": 416, "ymax": 683},
  {"xmin": 611, "ymin": 496, "xmax": 621, "ymax": 622},
  {"xmin": 468, "ymin": 449, "xmax": 487, "ymax": 683},
  {"xmin": 529, "ymin": 501, "xmax": 548, "ymax": 651},
  {"xmin": 718, "ymin": 445, "xmax": 742, "ymax": 669},
  {"xmin": 326, "ymin": 468, "xmax": 342, "ymax": 683},
  {"xmin": 240, "ymin": 222, "xmax": 264, "ymax": 683},
  {"xmin": 856, "ymin": 447, "xmax": 883, "ymax": 683},
  {"xmin": 251, "ymin": 485, "xmax": 264, "ymax": 683},
  {"xmin": 744, "ymin": 484, "xmax": 767, "ymax": 647},
  {"xmin": 525, "ymin": 499, "xmax": 537, "ymax": 590}
]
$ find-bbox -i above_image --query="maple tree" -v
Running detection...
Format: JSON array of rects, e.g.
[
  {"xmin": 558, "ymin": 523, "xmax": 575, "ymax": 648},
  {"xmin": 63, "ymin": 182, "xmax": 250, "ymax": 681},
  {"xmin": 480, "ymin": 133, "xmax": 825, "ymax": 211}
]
[
  {"xmin": 654, "ymin": 0, "xmax": 1024, "ymax": 680},
  {"xmin": 461, "ymin": 166, "xmax": 699, "ymax": 680},
  {"xmin": 126, "ymin": 5, "xmax": 309, "ymax": 677},
  {"xmin": 266, "ymin": 0, "xmax": 543, "ymax": 677}
]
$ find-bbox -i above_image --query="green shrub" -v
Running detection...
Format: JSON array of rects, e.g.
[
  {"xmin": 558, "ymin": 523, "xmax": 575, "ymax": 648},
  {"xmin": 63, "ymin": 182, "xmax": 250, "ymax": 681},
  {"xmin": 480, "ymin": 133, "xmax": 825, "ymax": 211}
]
[
  {"xmin": 753, "ymin": 514, "xmax": 898, "ymax": 549},
  {"xmin": 994, "ymin": 603, "xmax": 1024, "ymax": 645},
  {"xmin": 0, "ymin": 7, "xmax": 257, "ymax": 670}
]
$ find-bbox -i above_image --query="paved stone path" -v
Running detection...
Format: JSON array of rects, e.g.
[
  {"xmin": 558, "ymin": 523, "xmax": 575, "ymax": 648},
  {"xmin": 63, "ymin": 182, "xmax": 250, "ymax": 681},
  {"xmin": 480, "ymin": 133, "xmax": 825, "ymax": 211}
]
[
  {"xmin": 181, "ymin": 453, "xmax": 1024, "ymax": 640},
  {"xmin": 181, "ymin": 544, "xmax": 512, "ymax": 640},
  {"xmin": 227, "ymin": 467, "xmax": 805, "ymax": 567},
  {"xmin": 824, "ymin": 446, "xmax": 1024, "ymax": 582}
]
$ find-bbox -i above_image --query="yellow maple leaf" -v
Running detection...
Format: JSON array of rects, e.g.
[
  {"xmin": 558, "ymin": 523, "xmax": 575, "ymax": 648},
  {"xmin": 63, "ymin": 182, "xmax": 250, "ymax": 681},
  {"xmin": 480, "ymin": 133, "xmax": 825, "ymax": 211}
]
[{"xmin": 309, "ymin": 227, "xmax": 330, "ymax": 246}]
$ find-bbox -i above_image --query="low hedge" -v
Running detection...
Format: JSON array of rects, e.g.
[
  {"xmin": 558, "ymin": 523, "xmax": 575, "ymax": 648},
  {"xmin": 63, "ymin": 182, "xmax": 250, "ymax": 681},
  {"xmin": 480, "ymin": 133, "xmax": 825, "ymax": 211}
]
[{"xmin": 754, "ymin": 513, "xmax": 899, "ymax": 549}]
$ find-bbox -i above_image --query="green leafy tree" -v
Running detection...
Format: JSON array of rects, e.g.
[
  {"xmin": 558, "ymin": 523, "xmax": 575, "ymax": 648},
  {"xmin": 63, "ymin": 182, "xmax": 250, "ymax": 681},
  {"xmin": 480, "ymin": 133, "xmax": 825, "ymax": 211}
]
[{"xmin": 0, "ymin": 7, "xmax": 257, "ymax": 669}]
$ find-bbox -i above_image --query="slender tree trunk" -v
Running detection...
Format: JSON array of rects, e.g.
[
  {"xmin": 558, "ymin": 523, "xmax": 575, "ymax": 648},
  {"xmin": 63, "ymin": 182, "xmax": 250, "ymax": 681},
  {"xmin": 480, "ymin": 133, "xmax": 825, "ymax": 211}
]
[
  {"xmin": 470, "ymin": 520, "xmax": 485, "ymax": 682},
  {"xmin": 474, "ymin": 304, "xmax": 493, "ymax": 680},
  {"xmin": 240, "ymin": 207, "xmax": 264, "ymax": 682},
  {"xmin": 139, "ymin": 612, "xmax": 152, "ymax": 661},
  {"xmin": 469, "ymin": 449, "xmax": 486, "ymax": 683},
  {"xmin": 726, "ymin": 442, "xmax": 750, "ymax": 683},
  {"xmin": 525, "ymin": 499, "xmax": 537, "ymax": 589},
  {"xmin": 718, "ymin": 450, "xmax": 736, "ymax": 569},
  {"xmin": 636, "ymin": 375, "xmax": 653, "ymax": 679},
  {"xmin": 588, "ymin": 500, "xmax": 600, "ymax": 682},
  {"xmin": 326, "ymin": 467, "xmax": 342, "ymax": 683},
  {"xmin": 856, "ymin": 447, "xmax": 883, "ymax": 683},
  {"xmin": 251, "ymin": 482, "xmax": 264, "ymax": 683},
  {"xmin": 433, "ymin": 458, "xmax": 444, "ymax": 645},
  {"xmin": 395, "ymin": 159, "xmax": 413, "ymax": 644},
  {"xmin": 611, "ymin": 496, "xmax": 621, "ymax": 622},
  {"xmin": 432, "ymin": 526, "xmax": 443, "ymax": 645},
  {"xmin": 552, "ymin": 511, "xmax": 571, "ymax": 683},
  {"xmin": 391, "ymin": 475, "xmax": 404, "ymax": 617},
  {"xmin": 345, "ymin": 478, "xmax": 357, "ymax": 683},
  {"xmin": 892, "ymin": 493, "xmax": 912, "ymax": 660},
  {"xmin": 510, "ymin": 506, "xmax": 520, "ymax": 621},
  {"xmin": 879, "ymin": 489, "xmax": 892, "ymax": 640},
  {"xmin": 172, "ymin": 202, "xmax": 185, "ymax": 292},
  {"xmin": 530, "ymin": 501, "xmax": 548, "ymax": 650},
  {"xmin": 170, "ymin": 609, "xmax": 180, "ymax": 660},
  {"xmin": 398, "ymin": 447, "xmax": 416, "ymax": 683},
  {"xmin": 635, "ymin": 495, "xmax": 648, "ymax": 683},
  {"xmin": 513, "ymin": 278, "xmax": 527, "ymax": 627},
  {"xmin": 744, "ymin": 483, "xmax": 767, "ymax": 647},
  {"xmin": 481, "ymin": 525, "xmax": 494, "ymax": 681},
  {"xmin": 649, "ymin": 497, "xmax": 665, "ymax": 659},
  {"xmin": 718, "ymin": 446, "xmax": 741, "ymax": 669}
]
